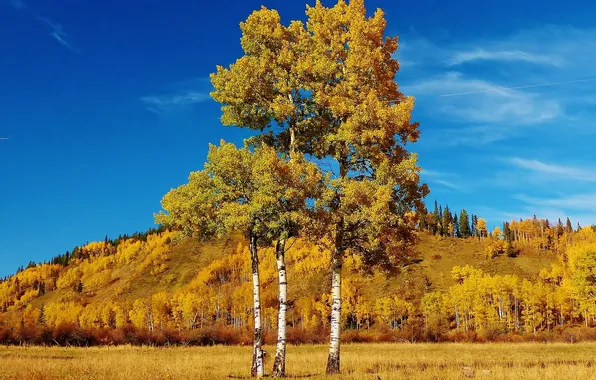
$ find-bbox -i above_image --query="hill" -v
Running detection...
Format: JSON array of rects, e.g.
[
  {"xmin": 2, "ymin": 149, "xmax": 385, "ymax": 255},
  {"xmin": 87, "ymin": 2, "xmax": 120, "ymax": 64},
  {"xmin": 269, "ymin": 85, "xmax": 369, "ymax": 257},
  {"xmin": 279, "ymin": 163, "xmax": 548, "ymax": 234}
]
[{"xmin": 2, "ymin": 226, "xmax": 583, "ymax": 346}]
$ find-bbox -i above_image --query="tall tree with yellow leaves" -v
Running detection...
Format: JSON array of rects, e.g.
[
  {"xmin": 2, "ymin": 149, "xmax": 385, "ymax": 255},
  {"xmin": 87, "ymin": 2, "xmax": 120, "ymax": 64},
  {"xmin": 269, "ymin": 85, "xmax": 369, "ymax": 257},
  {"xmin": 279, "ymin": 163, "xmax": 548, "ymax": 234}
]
[
  {"xmin": 210, "ymin": 7, "xmax": 325, "ymax": 376},
  {"xmin": 156, "ymin": 141, "xmax": 324, "ymax": 378},
  {"xmin": 210, "ymin": 0, "xmax": 427, "ymax": 374},
  {"xmin": 156, "ymin": 142, "xmax": 264, "ymax": 377},
  {"xmin": 250, "ymin": 147, "xmax": 325, "ymax": 377},
  {"xmin": 293, "ymin": 1, "xmax": 427, "ymax": 373}
]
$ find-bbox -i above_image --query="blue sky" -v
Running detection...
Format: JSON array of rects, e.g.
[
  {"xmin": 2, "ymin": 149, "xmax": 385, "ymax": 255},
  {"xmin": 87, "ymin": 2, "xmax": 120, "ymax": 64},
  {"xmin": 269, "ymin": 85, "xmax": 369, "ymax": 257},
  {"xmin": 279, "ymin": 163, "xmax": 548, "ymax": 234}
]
[{"xmin": 1, "ymin": 0, "xmax": 595, "ymax": 276}]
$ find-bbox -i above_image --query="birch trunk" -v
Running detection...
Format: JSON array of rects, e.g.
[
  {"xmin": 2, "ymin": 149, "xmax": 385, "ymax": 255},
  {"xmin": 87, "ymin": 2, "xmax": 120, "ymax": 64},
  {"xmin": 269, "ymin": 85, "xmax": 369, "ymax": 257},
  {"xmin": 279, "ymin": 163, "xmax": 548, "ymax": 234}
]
[
  {"xmin": 249, "ymin": 232, "xmax": 264, "ymax": 379},
  {"xmin": 326, "ymin": 233, "xmax": 344, "ymax": 374},
  {"xmin": 272, "ymin": 238, "xmax": 287, "ymax": 377},
  {"xmin": 327, "ymin": 155, "xmax": 346, "ymax": 375}
]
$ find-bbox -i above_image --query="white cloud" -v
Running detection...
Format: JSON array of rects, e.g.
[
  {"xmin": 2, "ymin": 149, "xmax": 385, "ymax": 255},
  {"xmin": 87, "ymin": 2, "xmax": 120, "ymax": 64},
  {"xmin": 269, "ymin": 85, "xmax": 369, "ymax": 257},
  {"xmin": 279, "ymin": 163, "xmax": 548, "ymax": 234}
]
[
  {"xmin": 38, "ymin": 17, "xmax": 79, "ymax": 53},
  {"xmin": 407, "ymin": 71, "xmax": 561, "ymax": 125},
  {"xmin": 140, "ymin": 91, "xmax": 210, "ymax": 112},
  {"xmin": 395, "ymin": 26, "xmax": 596, "ymax": 227},
  {"xmin": 476, "ymin": 204, "xmax": 595, "ymax": 228},
  {"xmin": 398, "ymin": 26, "xmax": 596, "ymax": 146},
  {"xmin": 436, "ymin": 125, "xmax": 510, "ymax": 146},
  {"xmin": 448, "ymin": 49, "xmax": 563, "ymax": 67},
  {"xmin": 509, "ymin": 193, "xmax": 596, "ymax": 227},
  {"xmin": 509, "ymin": 158, "xmax": 596, "ymax": 182},
  {"xmin": 517, "ymin": 193, "xmax": 596, "ymax": 211},
  {"xmin": 421, "ymin": 169, "xmax": 466, "ymax": 191}
]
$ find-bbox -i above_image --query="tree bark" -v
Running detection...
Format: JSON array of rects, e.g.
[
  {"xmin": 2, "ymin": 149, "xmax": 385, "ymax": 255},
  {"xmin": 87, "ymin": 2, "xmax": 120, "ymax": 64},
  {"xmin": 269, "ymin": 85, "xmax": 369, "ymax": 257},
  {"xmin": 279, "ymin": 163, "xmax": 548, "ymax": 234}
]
[
  {"xmin": 272, "ymin": 239, "xmax": 287, "ymax": 377},
  {"xmin": 249, "ymin": 231, "xmax": 264, "ymax": 379},
  {"xmin": 326, "ymin": 154, "xmax": 346, "ymax": 375},
  {"xmin": 326, "ymin": 228, "xmax": 344, "ymax": 374}
]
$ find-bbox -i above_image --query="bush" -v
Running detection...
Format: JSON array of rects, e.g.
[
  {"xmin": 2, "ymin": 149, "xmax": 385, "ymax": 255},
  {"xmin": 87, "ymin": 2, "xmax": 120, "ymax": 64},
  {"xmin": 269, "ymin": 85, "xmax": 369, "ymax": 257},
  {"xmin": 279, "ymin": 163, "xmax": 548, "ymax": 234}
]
[
  {"xmin": 342, "ymin": 330, "xmax": 375, "ymax": 343},
  {"xmin": 286, "ymin": 327, "xmax": 327, "ymax": 345},
  {"xmin": 476, "ymin": 327, "xmax": 503, "ymax": 342},
  {"xmin": 53, "ymin": 323, "xmax": 95, "ymax": 346}
]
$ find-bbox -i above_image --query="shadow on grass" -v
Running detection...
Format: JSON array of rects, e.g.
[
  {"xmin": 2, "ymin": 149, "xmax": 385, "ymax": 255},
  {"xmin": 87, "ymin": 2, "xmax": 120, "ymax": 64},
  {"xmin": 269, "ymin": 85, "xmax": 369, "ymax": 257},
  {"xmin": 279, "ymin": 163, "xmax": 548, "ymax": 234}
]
[{"xmin": 228, "ymin": 375, "xmax": 316, "ymax": 379}]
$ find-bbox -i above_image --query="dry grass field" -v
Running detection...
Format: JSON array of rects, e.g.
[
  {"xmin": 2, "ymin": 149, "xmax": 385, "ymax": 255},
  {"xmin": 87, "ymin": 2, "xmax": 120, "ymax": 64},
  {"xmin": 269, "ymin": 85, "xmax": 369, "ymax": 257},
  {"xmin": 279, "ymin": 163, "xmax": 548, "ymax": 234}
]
[{"xmin": 1, "ymin": 343, "xmax": 595, "ymax": 379}]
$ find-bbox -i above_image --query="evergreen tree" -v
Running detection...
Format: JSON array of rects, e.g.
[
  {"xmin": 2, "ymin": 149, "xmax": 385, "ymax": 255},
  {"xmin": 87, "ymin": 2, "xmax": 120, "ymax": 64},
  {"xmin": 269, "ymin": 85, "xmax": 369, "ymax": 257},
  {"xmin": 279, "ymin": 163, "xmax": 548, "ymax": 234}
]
[
  {"xmin": 471, "ymin": 214, "xmax": 478, "ymax": 237},
  {"xmin": 453, "ymin": 213, "xmax": 461, "ymax": 238},
  {"xmin": 556, "ymin": 218, "xmax": 564, "ymax": 237},
  {"xmin": 438, "ymin": 205, "xmax": 444, "ymax": 236},
  {"xmin": 503, "ymin": 222, "xmax": 512, "ymax": 242},
  {"xmin": 419, "ymin": 208, "xmax": 428, "ymax": 231},
  {"xmin": 459, "ymin": 210, "xmax": 471, "ymax": 238},
  {"xmin": 431, "ymin": 201, "xmax": 440, "ymax": 235},
  {"xmin": 38, "ymin": 303, "xmax": 46, "ymax": 325},
  {"xmin": 506, "ymin": 240, "xmax": 517, "ymax": 257},
  {"xmin": 442, "ymin": 205, "xmax": 452, "ymax": 237},
  {"xmin": 566, "ymin": 217, "xmax": 573, "ymax": 233}
]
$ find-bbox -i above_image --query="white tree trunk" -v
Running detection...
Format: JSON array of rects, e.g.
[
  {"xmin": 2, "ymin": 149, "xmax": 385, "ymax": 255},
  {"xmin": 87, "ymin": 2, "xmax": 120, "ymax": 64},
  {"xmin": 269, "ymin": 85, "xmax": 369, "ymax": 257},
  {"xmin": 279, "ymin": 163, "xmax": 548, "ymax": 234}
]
[
  {"xmin": 249, "ymin": 232, "xmax": 264, "ymax": 379},
  {"xmin": 272, "ymin": 239, "xmax": 287, "ymax": 377},
  {"xmin": 326, "ymin": 247, "xmax": 343, "ymax": 374},
  {"xmin": 327, "ymin": 157, "xmax": 346, "ymax": 375}
]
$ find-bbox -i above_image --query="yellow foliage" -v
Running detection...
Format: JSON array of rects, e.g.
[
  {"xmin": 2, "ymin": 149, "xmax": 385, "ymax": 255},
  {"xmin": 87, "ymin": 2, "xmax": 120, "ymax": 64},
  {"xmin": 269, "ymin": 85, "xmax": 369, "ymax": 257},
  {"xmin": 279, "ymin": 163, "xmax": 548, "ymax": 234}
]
[{"xmin": 485, "ymin": 239, "xmax": 506, "ymax": 258}]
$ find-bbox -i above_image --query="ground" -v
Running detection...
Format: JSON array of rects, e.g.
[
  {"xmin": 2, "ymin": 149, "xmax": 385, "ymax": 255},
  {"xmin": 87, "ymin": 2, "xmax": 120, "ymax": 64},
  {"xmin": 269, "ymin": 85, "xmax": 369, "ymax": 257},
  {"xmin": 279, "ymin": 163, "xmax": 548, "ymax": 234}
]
[{"xmin": 1, "ymin": 343, "xmax": 595, "ymax": 379}]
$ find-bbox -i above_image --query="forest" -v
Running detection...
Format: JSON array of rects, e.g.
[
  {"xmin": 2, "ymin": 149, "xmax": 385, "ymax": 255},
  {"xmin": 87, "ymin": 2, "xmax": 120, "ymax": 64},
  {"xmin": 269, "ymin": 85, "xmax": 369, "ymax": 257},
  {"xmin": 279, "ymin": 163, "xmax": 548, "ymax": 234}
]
[
  {"xmin": 2, "ymin": 0, "xmax": 596, "ymax": 378},
  {"xmin": 2, "ymin": 217, "xmax": 596, "ymax": 346}
]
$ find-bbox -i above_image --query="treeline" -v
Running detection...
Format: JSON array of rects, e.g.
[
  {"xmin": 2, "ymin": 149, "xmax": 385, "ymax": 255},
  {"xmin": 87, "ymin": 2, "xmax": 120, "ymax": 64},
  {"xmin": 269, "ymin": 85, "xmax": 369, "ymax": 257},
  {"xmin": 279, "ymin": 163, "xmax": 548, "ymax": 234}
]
[
  {"xmin": 424, "ymin": 227, "xmax": 596, "ymax": 341},
  {"xmin": 2, "ymin": 224, "xmax": 596, "ymax": 346},
  {"xmin": 1, "ymin": 226, "xmax": 168, "ymax": 282},
  {"xmin": 418, "ymin": 201, "xmax": 486, "ymax": 238},
  {"xmin": 48, "ymin": 226, "xmax": 167, "ymax": 267}
]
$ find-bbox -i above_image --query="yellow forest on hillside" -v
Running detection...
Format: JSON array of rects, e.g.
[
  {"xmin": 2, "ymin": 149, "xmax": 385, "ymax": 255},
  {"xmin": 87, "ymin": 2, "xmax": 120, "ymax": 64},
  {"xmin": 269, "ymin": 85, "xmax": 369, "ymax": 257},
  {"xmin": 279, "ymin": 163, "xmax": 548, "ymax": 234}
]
[{"xmin": 2, "ymin": 219, "xmax": 596, "ymax": 345}]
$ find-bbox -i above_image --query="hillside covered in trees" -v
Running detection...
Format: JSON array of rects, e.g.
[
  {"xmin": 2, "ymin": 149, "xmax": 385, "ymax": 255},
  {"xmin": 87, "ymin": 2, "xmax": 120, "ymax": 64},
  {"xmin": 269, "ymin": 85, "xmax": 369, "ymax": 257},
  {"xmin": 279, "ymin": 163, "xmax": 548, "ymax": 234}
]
[{"xmin": 2, "ymin": 213, "xmax": 596, "ymax": 346}]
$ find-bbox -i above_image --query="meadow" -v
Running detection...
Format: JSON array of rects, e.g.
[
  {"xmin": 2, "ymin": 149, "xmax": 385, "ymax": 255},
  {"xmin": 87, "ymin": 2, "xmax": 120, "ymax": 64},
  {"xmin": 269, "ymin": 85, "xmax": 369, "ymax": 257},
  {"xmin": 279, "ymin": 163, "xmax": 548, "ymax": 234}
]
[{"xmin": 1, "ymin": 343, "xmax": 595, "ymax": 379}]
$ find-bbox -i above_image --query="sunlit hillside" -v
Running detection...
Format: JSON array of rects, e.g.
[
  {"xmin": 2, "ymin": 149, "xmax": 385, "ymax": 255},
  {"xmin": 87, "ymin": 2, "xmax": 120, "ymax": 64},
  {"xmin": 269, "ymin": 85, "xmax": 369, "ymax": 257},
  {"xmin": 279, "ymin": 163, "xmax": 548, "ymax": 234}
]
[{"xmin": 5, "ymin": 220, "xmax": 594, "ymax": 346}]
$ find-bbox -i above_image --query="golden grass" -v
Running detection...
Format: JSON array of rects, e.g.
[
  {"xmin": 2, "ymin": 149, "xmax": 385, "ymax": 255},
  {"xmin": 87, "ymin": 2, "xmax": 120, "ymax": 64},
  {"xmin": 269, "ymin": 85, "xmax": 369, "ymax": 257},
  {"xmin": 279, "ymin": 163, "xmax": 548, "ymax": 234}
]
[{"xmin": 1, "ymin": 343, "xmax": 595, "ymax": 379}]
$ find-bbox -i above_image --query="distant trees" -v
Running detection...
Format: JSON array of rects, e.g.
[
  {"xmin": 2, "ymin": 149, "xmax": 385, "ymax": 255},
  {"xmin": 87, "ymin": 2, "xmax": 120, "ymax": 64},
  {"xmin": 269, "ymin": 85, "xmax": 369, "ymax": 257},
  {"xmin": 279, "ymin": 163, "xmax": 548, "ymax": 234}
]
[
  {"xmin": 476, "ymin": 219, "xmax": 487, "ymax": 238},
  {"xmin": 2, "ymin": 224, "xmax": 596, "ymax": 350},
  {"xmin": 419, "ymin": 203, "xmax": 483, "ymax": 240}
]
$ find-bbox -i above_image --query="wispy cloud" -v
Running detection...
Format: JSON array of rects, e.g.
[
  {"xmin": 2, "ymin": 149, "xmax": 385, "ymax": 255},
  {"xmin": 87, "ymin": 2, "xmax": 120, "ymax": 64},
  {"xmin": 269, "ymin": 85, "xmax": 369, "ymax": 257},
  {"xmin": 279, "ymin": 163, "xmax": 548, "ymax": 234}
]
[
  {"xmin": 517, "ymin": 193, "xmax": 596, "ymax": 212},
  {"xmin": 480, "ymin": 205, "xmax": 595, "ymax": 227},
  {"xmin": 421, "ymin": 169, "xmax": 466, "ymax": 191},
  {"xmin": 140, "ymin": 91, "xmax": 210, "ymax": 113},
  {"xmin": 399, "ymin": 26, "xmax": 596, "ymax": 146},
  {"xmin": 38, "ymin": 17, "xmax": 79, "ymax": 53},
  {"xmin": 448, "ymin": 49, "xmax": 563, "ymax": 67},
  {"xmin": 513, "ymin": 193, "xmax": 596, "ymax": 226},
  {"xmin": 438, "ymin": 78, "xmax": 596, "ymax": 98},
  {"xmin": 395, "ymin": 27, "xmax": 596, "ymax": 226},
  {"xmin": 9, "ymin": 0, "xmax": 25, "ymax": 9},
  {"xmin": 406, "ymin": 71, "xmax": 561, "ymax": 125},
  {"xmin": 404, "ymin": 71, "xmax": 561, "ymax": 146},
  {"xmin": 8, "ymin": 1, "xmax": 78, "ymax": 52},
  {"xmin": 509, "ymin": 158, "xmax": 596, "ymax": 182},
  {"xmin": 498, "ymin": 160, "xmax": 596, "ymax": 225}
]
